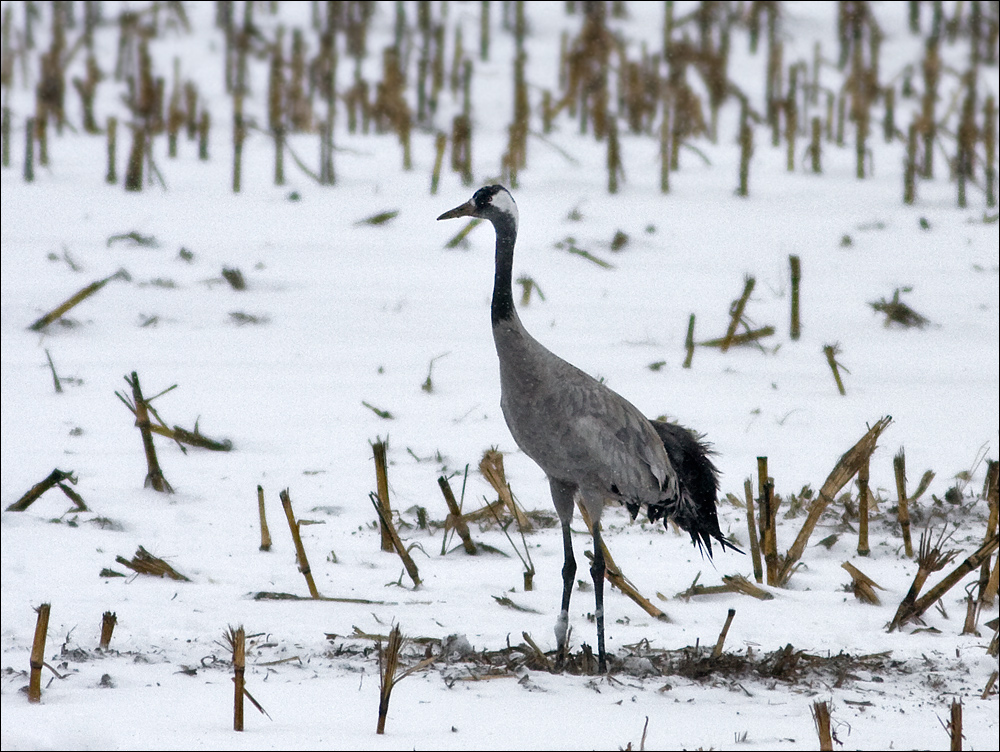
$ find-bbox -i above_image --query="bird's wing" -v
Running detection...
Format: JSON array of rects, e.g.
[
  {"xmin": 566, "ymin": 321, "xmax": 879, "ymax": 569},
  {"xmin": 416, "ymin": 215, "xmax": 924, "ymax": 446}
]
[{"xmin": 544, "ymin": 376, "xmax": 678, "ymax": 503}]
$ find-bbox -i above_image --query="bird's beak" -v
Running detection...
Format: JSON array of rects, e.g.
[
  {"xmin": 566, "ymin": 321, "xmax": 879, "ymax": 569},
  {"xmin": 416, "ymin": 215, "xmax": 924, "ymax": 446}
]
[{"xmin": 437, "ymin": 199, "xmax": 476, "ymax": 221}]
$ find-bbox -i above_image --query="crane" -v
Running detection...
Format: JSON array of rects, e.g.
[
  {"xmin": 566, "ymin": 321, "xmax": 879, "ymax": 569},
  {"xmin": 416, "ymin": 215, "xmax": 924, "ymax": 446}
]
[{"xmin": 438, "ymin": 185, "xmax": 738, "ymax": 673}]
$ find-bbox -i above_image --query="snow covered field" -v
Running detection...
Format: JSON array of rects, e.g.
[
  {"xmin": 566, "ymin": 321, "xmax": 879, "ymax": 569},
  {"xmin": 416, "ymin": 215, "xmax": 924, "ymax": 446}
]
[{"xmin": 2, "ymin": 2, "xmax": 998, "ymax": 749}]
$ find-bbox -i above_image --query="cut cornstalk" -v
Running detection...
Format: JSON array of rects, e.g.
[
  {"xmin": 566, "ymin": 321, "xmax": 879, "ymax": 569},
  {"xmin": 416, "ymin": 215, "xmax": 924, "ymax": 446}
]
[
  {"xmin": 99, "ymin": 611, "xmax": 117, "ymax": 649},
  {"xmin": 28, "ymin": 269, "xmax": 129, "ymax": 331},
  {"xmin": 521, "ymin": 631, "xmax": 553, "ymax": 671},
  {"xmin": 28, "ymin": 603, "xmax": 51, "ymax": 703},
  {"xmin": 369, "ymin": 492, "xmax": 421, "ymax": 588},
  {"xmin": 893, "ymin": 449, "xmax": 914, "ymax": 557},
  {"xmin": 857, "ymin": 457, "xmax": 871, "ymax": 556},
  {"xmin": 823, "ymin": 344, "xmax": 847, "ymax": 395},
  {"xmin": 744, "ymin": 479, "xmax": 763, "ymax": 583},
  {"xmin": 711, "ymin": 608, "xmax": 736, "ymax": 658},
  {"xmin": 124, "ymin": 372, "xmax": 173, "ymax": 493},
  {"xmin": 979, "ymin": 461, "xmax": 999, "ymax": 607},
  {"xmin": 949, "ymin": 699, "xmax": 962, "ymax": 751},
  {"xmin": 779, "ymin": 417, "xmax": 892, "ymax": 586},
  {"xmin": 721, "ymin": 574, "xmax": 773, "ymax": 600},
  {"xmin": 842, "ymin": 561, "xmax": 884, "ymax": 605},
  {"xmin": 812, "ymin": 700, "xmax": 833, "ymax": 751},
  {"xmin": 682, "ymin": 314, "xmax": 695, "ymax": 368},
  {"xmin": 115, "ymin": 546, "xmax": 190, "ymax": 581},
  {"xmin": 372, "ymin": 438, "xmax": 394, "ymax": 552},
  {"xmin": 479, "ymin": 449, "xmax": 531, "ymax": 530},
  {"xmin": 438, "ymin": 475, "xmax": 478, "ymax": 556},
  {"xmin": 7, "ymin": 468, "xmax": 78, "ymax": 511},
  {"xmin": 789, "ymin": 255, "xmax": 801, "ymax": 340},
  {"xmin": 279, "ymin": 489, "xmax": 320, "ymax": 598},
  {"xmin": 700, "ymin": 325, "xmax": 775, "ymax": 349},
  {"xmin": 230, "ymin": 625, "xmax": 245, "ymax": 731},
  {"xmin": 762, "ymin": 479, "xmax": 780, "ymax": 586},
  {"xmin": 890, "ymin": 533, "xmax": 999, "ymax": 631},
  {"xmin": 675, "ymin": 575, "xmax": 772, "ymax": 601},
  {"xmin": 376, "ymin": 624, "xmax": 436, "ymax": 734},
  {"xmin": 437, "ymin": 476, "xmax": 476, "ymax": 554},
  {"xmin": 45, "ymin": 349, "xmax": 62, "ymax": 393},
  {"xmin": 721, "ymin": 276, "xmax": 756, "ymax": 353},
  {"xmin": 257, "ymin": 485, "xmax": 272, "ymax": 551}
]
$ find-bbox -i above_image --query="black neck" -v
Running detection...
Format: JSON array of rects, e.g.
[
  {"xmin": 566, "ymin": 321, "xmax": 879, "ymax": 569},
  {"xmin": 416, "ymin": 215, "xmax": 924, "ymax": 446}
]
[{"xmin": 491, "ymin": 213, "xmax": 518, "ymax": 325}]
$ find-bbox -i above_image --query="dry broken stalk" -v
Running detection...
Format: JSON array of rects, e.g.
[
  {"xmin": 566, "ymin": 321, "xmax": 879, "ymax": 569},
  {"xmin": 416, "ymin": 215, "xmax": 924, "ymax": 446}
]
[
  {"xmin": 700, "ymin": 326, "xmax": 775, "ymax": 348},
  {"xmin": 721, "ymin": 276, "xmax": 755, "ymax": 353},
  {"xmin": 257, "ymin": 485, "xmax": 272, "ymax": 551},
  {"xmin": 6, "ymin": 468, "xmax": 79, "ymax": 512},
  {"xmin": 484, "ymin": 492, "xmax": 535, "ymax": 590},
  {"xmin": 521, "ymin": 631, "xmax": 553, "ymax": 671},
  {"xmin": 949, "ymin": 699, "xmax": 963, "ymax": 752},
  {"xmin": 479, "ymin": 448, "xmax": 531, "ymax": 530},
  {"xmin": 842, "ymin": 561, "xmax": 884, "ymax": 605},
  {"xmin": 744, "ymin": 478, "xmax": 764, "ymax": 583},
  {"xmin": 27, "ymin": 269, "xmax": 129, "ymax": 331},
  {"xmin": 857, "ymin": 457, "xmax": 871, "ymax": 556},
  {"xmin": 372, "ymin": 438, "xmax": 394, "ymax": 552},
  {"xmin": 962, "ymin": 587, "xmax": 979, "ymax": 635},
  {"xmin": 677, "ymin": 573, "xmax": 773, "ymax": 601},
  {"xmin": 230, "ymin": 625, "xmax": 245, "ymax": 732},
  {"xmin": 125, "ymin": 372, "xmax": 173, "ymax": 493},
  {"xmin": 890, "ymin": 532, "xmax": 999, "ymax": 632},
  {"xmin": 376, "ymin": 624, "xmax": 436, "ymax": 734},
  {"xmin": 99, "ymin": 611, "xmax": 117, "ymax": 650},
  {"xmin": 978, "ymin": 461, "xmax": 999, "ymax": 608},
  {"xmin": 812, "ymin": 700, "xmax": 833, "ymax": 751},
  {"xmin": 115, "ymin": 546, "xmax": 191, "ymax": 581},
  {"xmin": 890, "ymin": 527, "xmax": 957, "ymax": 631},
  {"xmin": 789, "ymin": 255, "xmax": 801, "ymax": 340},
  {"xmin": 438, "ymin": 476, "xmax": 477, "ymax": 555},
  {"xmin": 722, "ymin": 574, "xmax": 774, "ymax": 600},
  {"xmin": 279, "ymin": 489, "xmax": 320, "ymax": 598},
  {"xmin": 711, "ymin": 608, "xmax": 736, "ymax": 659},
  {"xmin": 823, "ymin": 343, "xmax": 847, "ymax": 395},
  {"xmin": 28, "ymin": 603, "xmax": 51, "ymax": 704},
  {"xmin": 369, "ymin": 492, "xmax": 421, "ymax": 588},
  {"xmin": 893, "ymin": 449, "xmax": 914, "ymax": 557},
  {"xmin": 578, "ymin": 501, "xmax": 669, "ymax": 622},
  {"xmin": 682, "ymin": 313, "xmax": 695, "ymax": 368},
  {"xmin": 779, "ymin": 416, "xmax": 892, "ymax": 585}
]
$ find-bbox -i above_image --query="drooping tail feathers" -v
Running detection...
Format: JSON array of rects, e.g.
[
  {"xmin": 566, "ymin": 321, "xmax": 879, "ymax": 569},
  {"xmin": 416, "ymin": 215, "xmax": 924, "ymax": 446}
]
[{"xmin": 626, "ymin": 420, "xmax": 741, "ymax": 557}]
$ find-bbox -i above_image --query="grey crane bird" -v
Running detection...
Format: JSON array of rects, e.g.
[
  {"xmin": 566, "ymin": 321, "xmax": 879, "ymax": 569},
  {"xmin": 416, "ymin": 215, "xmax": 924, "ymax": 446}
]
[{"xmin": 438, "ymin": 185, "xmax": 738, "ymax": 674}]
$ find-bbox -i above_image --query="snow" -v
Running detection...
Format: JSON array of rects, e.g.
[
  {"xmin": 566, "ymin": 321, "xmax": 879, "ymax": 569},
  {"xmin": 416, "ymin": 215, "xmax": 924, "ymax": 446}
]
[{"xmin": 2, "ymin": 1, "xmax": 998, "ymax": 749}]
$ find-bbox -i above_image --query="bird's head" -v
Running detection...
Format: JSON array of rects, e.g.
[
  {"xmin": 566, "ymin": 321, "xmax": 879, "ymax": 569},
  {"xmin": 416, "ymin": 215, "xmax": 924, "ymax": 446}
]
[{"xmin": 437, "ymin": 185, "xmax": 518, "ymax": 227}]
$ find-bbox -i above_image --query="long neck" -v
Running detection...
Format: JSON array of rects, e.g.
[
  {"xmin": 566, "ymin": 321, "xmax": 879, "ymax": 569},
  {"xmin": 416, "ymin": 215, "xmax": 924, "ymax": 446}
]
[{"xmin": 491, "ymin": 213, "xmax": 518, "ymax": 325}]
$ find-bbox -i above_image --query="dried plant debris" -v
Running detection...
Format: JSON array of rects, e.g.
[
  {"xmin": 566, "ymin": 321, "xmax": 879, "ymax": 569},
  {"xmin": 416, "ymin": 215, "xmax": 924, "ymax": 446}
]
[
  {"xmin": 554, "ymin": 237, "xmax": 615, "ymax": 269},
  {"xmin": 221, "ymin": 267, "xmax": 246, "ymax": 290},
  {"xmin": 7, "ymin": 469, "xmax": 85, "ymax": 512},
  {"xmin": 107, "ymin": 231, "xmax": 159, "ymax": 248},
  {"xmin": 870, "ymin": 287, "xmax": 931, "ymax": 329},
  {"xmin": 335, "ymin": 629, "xmax": 910, "ymax": 686},
  {"xmin": 229, "ymin": 311, "xmax": 269, "ymax": 326},
  {"xmin": 356, "ymin": 210, "xmax": 399, "ymax": 226},
  {"xmin": 610, "ymin": 230, "xmax": 629, "ymax": 251},
  {"xmin": 113, "ymin": 546, "xmax": 191, "ymax": 581}
]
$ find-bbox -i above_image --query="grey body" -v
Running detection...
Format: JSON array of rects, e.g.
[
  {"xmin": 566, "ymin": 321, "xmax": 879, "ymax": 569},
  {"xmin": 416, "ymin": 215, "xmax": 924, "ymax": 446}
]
[
  {"xmin": 493, "ymin": 312, "xmax": 677, "ymax": 520},
  {"xmin": 438, "ymin": 185, "xmax": 734, "ymax": 673}
]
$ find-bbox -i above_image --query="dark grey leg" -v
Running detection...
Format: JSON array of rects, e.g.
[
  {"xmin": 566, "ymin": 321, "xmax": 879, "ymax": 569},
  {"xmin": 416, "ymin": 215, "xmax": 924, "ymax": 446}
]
[
  {"xmin": 555, "ymin": 519, "xmax": 576, "ymax": 668},
  {"xmin": 548, "ymin": 479, "xmax": 578, "ymax": 670}
]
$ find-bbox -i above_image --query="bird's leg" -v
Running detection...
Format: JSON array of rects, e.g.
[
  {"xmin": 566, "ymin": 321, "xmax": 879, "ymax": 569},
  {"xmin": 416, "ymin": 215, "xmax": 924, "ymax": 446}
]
[
  {"xmin": 548, "ymin": 478, "xmax": 578, "ymax": 671},
  {"xmin": 554, "ymin": 519, "xmax": 576, "ymax": 670},
  {"xmin": 590, "ymin": 521, "xmax": 607, "ymax": 674}
]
